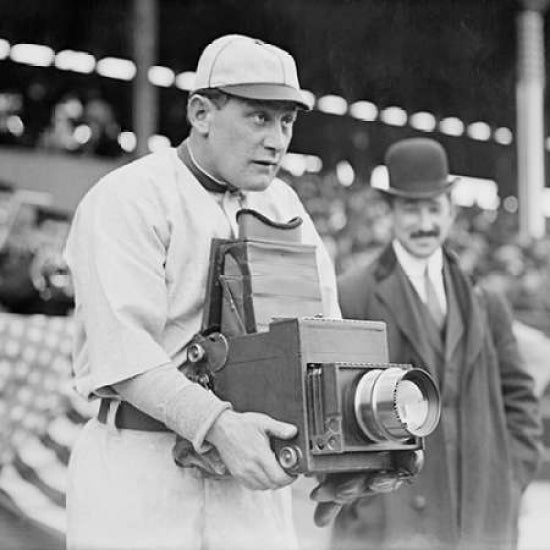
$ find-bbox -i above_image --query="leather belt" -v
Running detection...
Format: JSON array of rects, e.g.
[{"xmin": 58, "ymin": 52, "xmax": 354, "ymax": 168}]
[{"xmin": 97, "ymin": 399, "xmax": 170, "ymax": 432}]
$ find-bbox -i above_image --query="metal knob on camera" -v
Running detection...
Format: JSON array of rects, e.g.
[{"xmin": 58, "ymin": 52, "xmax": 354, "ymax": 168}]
[
  {"xmin": 187, "ymin": 342, "xmax": 206, "ymax": 363},
  {"xmin": 278, "ymin": 445, "xmax": 302, "ymax": 471}
]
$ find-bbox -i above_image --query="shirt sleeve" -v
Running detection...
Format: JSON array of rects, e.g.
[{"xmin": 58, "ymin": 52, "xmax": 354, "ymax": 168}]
[
  {"xmin": 65, "ymin": 175, "xmax": 174, "ymax": 392},
  {"xmin": 114, "ymin": 364, "xmax": 231, "ymax": 452}
]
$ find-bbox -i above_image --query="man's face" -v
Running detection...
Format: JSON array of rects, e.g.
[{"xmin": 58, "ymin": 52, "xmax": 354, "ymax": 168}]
[
  {"xmin": 390, "ymin": 193, "xmax": 455, "ymax": 259},
  {"xmin": 203, "ymin": 96, "xmax": 297, "ymax": 191}
]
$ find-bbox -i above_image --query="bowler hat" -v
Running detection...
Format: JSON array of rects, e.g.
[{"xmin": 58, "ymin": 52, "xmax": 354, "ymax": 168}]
[
  {"xmin": 382, "ymin": 138, "xmax": 458, "ymax": 199},
  {"xmin": 192, "ymin": 34, "xmax": 311, "ymax": 110}
]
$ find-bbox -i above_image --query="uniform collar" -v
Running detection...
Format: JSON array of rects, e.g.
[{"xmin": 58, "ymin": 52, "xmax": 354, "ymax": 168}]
[{"xmin": 178, "ymin": 139, "xmax": 241, "ymax": 195}]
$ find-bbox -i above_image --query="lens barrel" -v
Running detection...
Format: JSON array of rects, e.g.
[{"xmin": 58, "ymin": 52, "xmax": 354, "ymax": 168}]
[{"xmin": 354, "ymin": 367, "xmax": 440, "ymax": 442}]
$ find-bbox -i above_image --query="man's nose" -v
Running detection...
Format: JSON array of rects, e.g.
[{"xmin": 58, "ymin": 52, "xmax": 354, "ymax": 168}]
[
  {"xmin": 263, "ymin": 123, "xmax": 287, "ymax": 151},
  {"xmin": 418, "ymin": 209, "xmax": 434, "ymax": 230}
]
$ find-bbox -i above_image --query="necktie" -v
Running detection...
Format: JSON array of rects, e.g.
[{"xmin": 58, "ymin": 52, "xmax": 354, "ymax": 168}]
[{"xmin": 424, "ymin": 267, "xmax": 445, "ymax": 330}]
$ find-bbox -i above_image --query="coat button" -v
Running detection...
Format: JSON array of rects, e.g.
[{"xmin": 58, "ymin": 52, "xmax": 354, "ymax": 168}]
[{"xmin": 412, "ymin": 495, "xmax": 427, "ymax": 511}]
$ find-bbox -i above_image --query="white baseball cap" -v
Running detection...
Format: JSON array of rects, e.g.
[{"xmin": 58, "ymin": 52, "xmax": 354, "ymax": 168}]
[{"xmin": 192, "ymin": 34, "xmax": 311, "ymax": 110}]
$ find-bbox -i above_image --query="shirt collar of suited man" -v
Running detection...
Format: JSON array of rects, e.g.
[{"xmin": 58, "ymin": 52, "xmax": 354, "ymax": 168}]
[{"xmin": 392, "ymin": 239, "xmax": 447, "ymax": 314}]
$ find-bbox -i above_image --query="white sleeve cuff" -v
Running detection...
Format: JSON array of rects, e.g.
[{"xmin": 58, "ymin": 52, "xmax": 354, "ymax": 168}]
[
  {"xmin": 163, "ymin": 383, "xmax": 232, "ymax": 453},
  {"xmin": 113, "ymin": 364, "xmax": 232, "ymax": 452}
]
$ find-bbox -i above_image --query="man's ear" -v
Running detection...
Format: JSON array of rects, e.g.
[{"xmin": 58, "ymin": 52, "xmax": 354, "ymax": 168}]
[{"xmin": 187, "ymin": 94, "xmax": 214, "ymax": 135}]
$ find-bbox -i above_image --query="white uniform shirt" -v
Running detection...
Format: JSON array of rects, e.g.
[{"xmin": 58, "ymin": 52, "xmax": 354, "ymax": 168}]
[
  {"xmin": 392, "ymin": 239, "xmax": 447, "ymax": 315},
  {"xmin": 64, "ymin": 147, "xmax": 340, "ymax": 399}
]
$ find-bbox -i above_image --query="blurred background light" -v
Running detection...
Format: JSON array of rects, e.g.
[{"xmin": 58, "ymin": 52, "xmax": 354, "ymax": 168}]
[
  {"xmin": 452, "ymin": 175, "xmax": 499, "ymax": 209},
  {"xmin": 349, "ymin": 100, "xmax": 378, "ymax": 121},
  {"xmin": 118, "ymin": 131, "xmax": 137, "ymax": 153},
  {"xmin": 336, "ymin": 160, "xmax": 355, "ymax": 187},
  {"xmin": 175, "ymin": 71, "xmax": 196, "ymax": 91},
  {"xmin": 6, "ymin": 115, "xmax": 24, "ymax": 137},
  {"xmin": 467, "ymin": 121, "xmax": 491, "ymax": 141},
  {"xmin": 148, "ymin": 65, "xmax": 175, "ymax": 87},
  {"xmin": 503, "ymin": 195, "xmax": 519, "ymax": 213},
  {"xmin": 305, "ymin": 154, "xmax": 323, "ymax": 173},
  {"xmin": 282, "ymin": 153, "xmax": 307, "ymax": 177},
  {"xmin": 409, "ymin": 111, "xmax": 437, "ymax": 132},
  {"xmin": 380, "ymin": 106, "xmax": 407, "ymax": 126},
  {"xmin": 54, "ymin": 50, "xmax": 96, "ymax": 74},
  {"xmin": 281, "ymin": 153, "xmax": 321, "ymax": 176},
  {"xmin": 317, "ymin": 94, "xmax": 348, "ymax": 115},
  {"xmin": 96, "ymin": 57, "xmax": 136, "ymax": 81},
  {"xmin": 439, "ymin": 116, "xmax": 465, "ymax": 136},
  {"xmin": 494, "ymin": 126, "xmax": 513, "ymax": 145},
  {"xmin": 0, "ymin": 38, "xmax": 10, "ymax": 59},
  {"xmin": 10, "ymin": 43, "xmax": 54, "ymax": 67},
  {"xmin": 370, "ymin": 165, "xmax": 389, "ymax": 190},
  {"xmin": 73, "ymin": 124, "xmax": 92, "ymax": 145}
]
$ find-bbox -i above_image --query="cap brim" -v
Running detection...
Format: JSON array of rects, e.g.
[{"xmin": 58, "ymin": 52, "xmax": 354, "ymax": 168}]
[
  {"xmin": 218, "ymin": 83, "xmax": 312, "ymax": 110},
  {"xmin": 377, "ymin": 178, "xmax": 459, "ymax": 199}
]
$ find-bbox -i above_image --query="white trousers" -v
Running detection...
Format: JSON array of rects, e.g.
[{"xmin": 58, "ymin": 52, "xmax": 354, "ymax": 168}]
[{"xmin": 66, "ymin": 419, "xmax": 299, "ymax": 550}]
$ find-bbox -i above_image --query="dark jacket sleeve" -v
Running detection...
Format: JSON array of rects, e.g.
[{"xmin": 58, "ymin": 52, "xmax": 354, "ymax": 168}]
[{"xmin": 481, "ymin": 285, "xmax": 543, "ymax": 490}]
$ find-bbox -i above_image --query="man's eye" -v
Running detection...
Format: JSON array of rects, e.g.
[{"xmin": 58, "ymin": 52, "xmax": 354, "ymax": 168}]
[
  {"xmin": 252, "ymin": 113, "xmax": 268, "ymax": 124},
  {"xmin": 282, "ymin": 116, "xmax": 296, "ymax": 128}
]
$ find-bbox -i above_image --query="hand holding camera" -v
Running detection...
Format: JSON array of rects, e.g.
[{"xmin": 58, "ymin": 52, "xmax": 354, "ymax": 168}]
[
  {"xmin": 173, "ymin": 437, "xmax": 229, "ymax": 478},
  {"xmin": 173, "ymin": 409, "xmax": 298, "ymax": 489},
  {"xmin": 310, "ymin": 449, "xmax": 425, "ymax": 526},
  {"xmin": 206, "ymin": 409, "xmax": 298, "ymax": 491}
]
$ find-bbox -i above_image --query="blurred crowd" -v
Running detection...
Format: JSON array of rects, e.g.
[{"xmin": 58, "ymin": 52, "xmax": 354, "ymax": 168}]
[
  {"xmin": 0, "ymin": 182, "xmax": 73, "ymax": 317},
  {"xmin": 283, "ymin": 169, "xmax": 550, "ymax": 336},
  {"xmin": 0, "ymin": 87, "xmax": 123, "ymax": 158},
  {"xmin": 1, "ymin": 94, "xmax": 550, "ymax": 335}
]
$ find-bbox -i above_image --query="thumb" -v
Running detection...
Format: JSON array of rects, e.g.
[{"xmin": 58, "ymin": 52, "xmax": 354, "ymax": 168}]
[
  {"xmin": 314, "ymin": 501, "xmax": 342, "ymax": 527},
  {"xmin": 259, "ymin": 414, "xmax": 298, "ymax": 440}
]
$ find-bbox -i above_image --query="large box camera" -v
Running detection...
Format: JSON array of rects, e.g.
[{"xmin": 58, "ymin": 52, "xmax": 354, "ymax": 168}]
[
  {"xmin": 184, "ymin": 210, "xmax": 440, "ymax": 474},
  {"xmin": 195, "ymin": 316, "xmax": 439, "ymax": 474}
]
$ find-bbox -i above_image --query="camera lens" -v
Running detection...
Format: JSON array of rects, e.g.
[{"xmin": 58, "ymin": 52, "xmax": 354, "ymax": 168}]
[
  {"xmin": 395, "ymin": 380, "xmax": 429, "ymax": 432},
  {"xmin": 354, "ymin": 367, "xmax": 440, "ymax": 442}
]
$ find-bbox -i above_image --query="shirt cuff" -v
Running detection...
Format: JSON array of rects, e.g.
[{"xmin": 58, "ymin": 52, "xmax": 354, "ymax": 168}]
[
  {"xmin": 164, "ymin": 383, "xmax": 232, "ymax": 453},
  {"xmin": 113, "ymin": 364, "xmax": 232, "ymax": 453}
]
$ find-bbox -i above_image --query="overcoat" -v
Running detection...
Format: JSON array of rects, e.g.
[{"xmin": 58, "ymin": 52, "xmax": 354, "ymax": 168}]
[{"xmin": 334, "ymin": 245, "xmax": 542, "ymax": 550}]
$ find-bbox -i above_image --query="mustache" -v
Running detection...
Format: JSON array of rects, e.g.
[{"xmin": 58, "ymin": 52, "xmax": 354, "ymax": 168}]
[{"xmin": 411, "ymin": 229, "xmax": 440, "ymax": 239}]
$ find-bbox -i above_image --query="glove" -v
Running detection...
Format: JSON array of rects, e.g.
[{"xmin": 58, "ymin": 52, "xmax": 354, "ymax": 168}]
[
  {"xmin": 310, "ymin": 449, "xmax": 424, "ymax": 527},
  {"xmin": 173, "ymin": 436, "xmax": 230, "ymax": 478}
]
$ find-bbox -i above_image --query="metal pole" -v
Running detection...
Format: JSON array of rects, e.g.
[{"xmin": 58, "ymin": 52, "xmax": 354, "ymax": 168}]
[
  {"xmin": 132, "ymin": 0, "xmax": 158, "ymax": 158},
  {"xmin": 516, "ymin": 0, "xmax": 549, "ymax": 239}
]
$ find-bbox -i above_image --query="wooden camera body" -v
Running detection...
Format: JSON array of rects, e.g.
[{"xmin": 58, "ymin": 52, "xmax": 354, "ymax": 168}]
[{"xmin": 185, "ymin": 211, "xmax": 440, "ymax": 474}]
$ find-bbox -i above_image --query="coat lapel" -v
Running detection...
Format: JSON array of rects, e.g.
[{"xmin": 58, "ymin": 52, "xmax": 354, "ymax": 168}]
[
  {"xmin": 444, "ymin": 251, "xmax": 485, "ymax": 374},
  {"xmin": 443, "ymin": 261, "xmax": 464, "ymax": 361}
]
